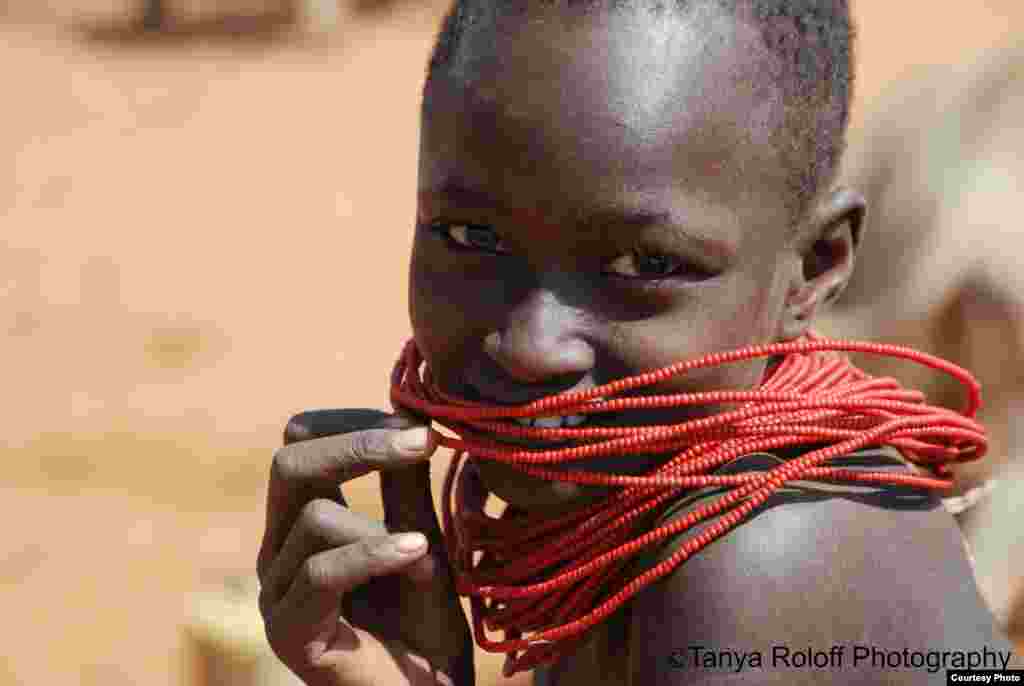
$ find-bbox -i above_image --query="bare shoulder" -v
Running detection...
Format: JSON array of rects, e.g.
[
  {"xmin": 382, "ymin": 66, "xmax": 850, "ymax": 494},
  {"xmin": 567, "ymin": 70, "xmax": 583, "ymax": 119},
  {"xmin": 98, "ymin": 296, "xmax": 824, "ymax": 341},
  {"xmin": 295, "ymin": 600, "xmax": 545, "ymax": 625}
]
[{"xmin": 627, "ymin": 475, "xmax": 1019, "ymax": 685}]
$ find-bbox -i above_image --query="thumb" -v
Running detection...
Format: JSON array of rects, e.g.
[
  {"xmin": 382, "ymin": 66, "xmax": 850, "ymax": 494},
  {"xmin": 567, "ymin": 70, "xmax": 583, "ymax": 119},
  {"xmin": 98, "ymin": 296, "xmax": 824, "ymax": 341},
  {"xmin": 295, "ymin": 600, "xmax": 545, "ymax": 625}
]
[
  {"xmin": 378, "ymin": 414, "xmax": 447, "ymax": 582},
  {"xmin": 379, "ymin": 436, "xmax": 474, "ymax": 672},
  {"xmin": 377, "ymin": 409, "xmax": 450, "ymax": 586},
  {"xmin": 380, "ymin": 457, "xmax": 443, "ymax": 545},
  {"xmin": 378, "ymin": 408, "xmax": 444, "ymax": 541},
  {"xmin": 380, "ymin": 415, "xmax": 474, "ymax": 675}
]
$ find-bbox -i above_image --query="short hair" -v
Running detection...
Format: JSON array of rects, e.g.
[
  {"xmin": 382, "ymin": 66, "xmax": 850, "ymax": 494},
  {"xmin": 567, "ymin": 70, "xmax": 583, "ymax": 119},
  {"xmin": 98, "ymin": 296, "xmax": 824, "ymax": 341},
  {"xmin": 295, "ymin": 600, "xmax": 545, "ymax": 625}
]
[{"xmin": 424, "ymin": 0, "xmax": 855, "ymax": 225}]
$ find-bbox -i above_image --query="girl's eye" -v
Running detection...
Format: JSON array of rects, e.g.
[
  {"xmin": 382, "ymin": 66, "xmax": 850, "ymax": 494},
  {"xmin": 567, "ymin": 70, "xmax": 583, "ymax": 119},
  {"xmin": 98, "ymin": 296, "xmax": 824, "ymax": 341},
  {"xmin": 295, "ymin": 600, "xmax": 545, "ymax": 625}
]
[
  {"xmin": 432, "ymin": 223, "xmax": 510, "ymax": 254},
  {"xmin": 604, "ymin": 250, "xmax": 714, "ymax": 281}
]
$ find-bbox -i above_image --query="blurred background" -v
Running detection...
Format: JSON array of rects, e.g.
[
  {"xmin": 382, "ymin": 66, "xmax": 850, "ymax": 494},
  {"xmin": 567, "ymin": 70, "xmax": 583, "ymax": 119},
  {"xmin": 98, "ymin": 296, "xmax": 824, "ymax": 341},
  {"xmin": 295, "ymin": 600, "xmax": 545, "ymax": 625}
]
[{"xmin": 1, "ymin": 1, "xmax": 1021, "ymax": 684}]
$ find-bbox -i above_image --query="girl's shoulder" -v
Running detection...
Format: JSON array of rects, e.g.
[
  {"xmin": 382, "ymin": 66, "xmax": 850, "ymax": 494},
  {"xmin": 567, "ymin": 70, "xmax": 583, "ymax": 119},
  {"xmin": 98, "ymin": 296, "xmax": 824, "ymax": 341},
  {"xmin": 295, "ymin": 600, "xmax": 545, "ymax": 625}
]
[
  {"xmin": 622, "ymin": 445, "xmax": 925, "ymax": 578},
  {"xmin": 621, "ymin": 445, "xmax": 1015, "ymax": 684}
]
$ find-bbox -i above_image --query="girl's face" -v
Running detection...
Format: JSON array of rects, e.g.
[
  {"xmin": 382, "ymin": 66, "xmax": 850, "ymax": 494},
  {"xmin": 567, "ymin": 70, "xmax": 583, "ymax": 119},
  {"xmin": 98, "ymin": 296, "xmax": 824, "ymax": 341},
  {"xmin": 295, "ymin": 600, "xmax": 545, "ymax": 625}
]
[{"xmin": 410, "ymin": 7, "xmax": 805, "ymax": 511}]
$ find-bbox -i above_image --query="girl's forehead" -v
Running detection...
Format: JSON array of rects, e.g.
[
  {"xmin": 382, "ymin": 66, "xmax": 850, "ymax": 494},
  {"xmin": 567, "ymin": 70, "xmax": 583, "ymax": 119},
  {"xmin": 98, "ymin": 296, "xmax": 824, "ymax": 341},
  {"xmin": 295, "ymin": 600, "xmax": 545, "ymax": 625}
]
[
  {"xmin": 419, "ymin": 5, "xmax": 792, "ymax": 242},
  {"xmin": 441, "ymin": 4, "xmax": 783, "ymax": 144}
]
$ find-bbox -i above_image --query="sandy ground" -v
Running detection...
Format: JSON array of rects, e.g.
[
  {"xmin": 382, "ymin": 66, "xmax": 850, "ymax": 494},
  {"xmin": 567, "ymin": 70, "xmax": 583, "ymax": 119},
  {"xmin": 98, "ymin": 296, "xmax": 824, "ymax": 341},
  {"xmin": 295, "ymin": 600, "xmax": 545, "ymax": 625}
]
[{"xmin": 2, "ymin": 1, "xmax": 1022, "ymax": 684}]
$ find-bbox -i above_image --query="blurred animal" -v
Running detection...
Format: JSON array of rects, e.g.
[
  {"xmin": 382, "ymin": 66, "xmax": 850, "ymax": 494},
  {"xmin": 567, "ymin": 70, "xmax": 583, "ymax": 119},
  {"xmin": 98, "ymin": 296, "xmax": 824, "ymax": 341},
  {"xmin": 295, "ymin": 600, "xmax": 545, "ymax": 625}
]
[{"xmin": 819, "ymin": 41, "xmax": 1024, "ymax": 632}]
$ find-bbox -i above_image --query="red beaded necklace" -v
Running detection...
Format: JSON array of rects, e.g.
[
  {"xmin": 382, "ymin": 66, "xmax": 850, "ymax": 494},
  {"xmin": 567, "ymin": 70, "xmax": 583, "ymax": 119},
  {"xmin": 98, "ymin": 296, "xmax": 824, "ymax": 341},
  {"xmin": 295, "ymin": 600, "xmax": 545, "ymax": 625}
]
[{"xmin": 389, "ymin": 333, "xmax": 987, "ymax": 676}]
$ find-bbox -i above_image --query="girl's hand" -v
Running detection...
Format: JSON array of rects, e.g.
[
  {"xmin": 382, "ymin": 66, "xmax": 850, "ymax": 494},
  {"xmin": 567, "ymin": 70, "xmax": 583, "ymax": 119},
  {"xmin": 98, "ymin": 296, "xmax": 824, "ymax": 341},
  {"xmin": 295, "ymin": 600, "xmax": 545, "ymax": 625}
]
[{"xmin": 257, "ymin": 409, "xmax": 475, "ymax": 686}]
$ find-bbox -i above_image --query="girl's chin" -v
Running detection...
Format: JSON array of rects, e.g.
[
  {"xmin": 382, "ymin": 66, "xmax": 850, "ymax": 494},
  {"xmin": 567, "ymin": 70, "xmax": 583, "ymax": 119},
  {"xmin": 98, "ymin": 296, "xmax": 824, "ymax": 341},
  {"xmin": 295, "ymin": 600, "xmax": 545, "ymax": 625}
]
[
  {"xmin": 468, "ymin": 437, "xmax": 673, "ymax": 514},
  {"xmin": 472, "ymin": 459, "xmax": 611, "ymax": 514}
]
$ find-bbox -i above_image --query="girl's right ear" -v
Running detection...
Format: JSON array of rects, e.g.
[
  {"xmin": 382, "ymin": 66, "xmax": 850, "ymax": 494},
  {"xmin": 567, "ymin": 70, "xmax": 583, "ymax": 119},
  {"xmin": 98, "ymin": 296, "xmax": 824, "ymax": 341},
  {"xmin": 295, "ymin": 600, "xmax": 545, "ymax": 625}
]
[{"xmin": 779, "ymin": 187, "xmax": 866, "ymax": 340}]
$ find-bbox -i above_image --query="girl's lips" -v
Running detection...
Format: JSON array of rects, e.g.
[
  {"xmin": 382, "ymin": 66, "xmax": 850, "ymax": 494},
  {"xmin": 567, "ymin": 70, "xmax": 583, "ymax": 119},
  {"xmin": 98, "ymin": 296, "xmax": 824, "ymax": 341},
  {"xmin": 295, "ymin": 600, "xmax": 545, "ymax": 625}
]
[
  {"xmin": 503, "ymin": 396, "xmax": 612, "ymax": 429},
  {"xmin": 480, "ymin": 410, "xmax": 627, "ymax": 452},
  {"xmin": 459, "ymin": 366, "xmax": 601, "ymax": 410},
  {"xmin": 513, "ymin": 413, "xmax": 588, "ymax": 428}
]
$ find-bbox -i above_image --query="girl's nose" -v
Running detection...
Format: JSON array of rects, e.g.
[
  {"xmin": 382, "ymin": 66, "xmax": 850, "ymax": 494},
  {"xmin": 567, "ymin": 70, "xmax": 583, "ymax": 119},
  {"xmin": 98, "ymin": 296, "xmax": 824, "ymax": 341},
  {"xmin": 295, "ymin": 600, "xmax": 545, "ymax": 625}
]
[{"xmin": 483, "ymin": 288, "xmax": 596, "ymax": 384}]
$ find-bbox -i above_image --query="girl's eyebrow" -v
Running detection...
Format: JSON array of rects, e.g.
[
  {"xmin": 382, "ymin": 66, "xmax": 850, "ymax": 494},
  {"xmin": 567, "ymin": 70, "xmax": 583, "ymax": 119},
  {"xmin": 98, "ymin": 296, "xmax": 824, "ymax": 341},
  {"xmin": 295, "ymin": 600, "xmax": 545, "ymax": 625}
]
[
  {"xmin": 575, "ymin": 206, "xmax": 740, "ymax": 261},
  {"xmin": 421, "ymin": 181, "xmax": 521, "ymax": 218},
  {"xmin": 427, "ymin": 181, "xmax": 496, "ymax": 208},
  {"xmin": 420, "ymin": 179, "xmax": 551, "ymax": 227}
]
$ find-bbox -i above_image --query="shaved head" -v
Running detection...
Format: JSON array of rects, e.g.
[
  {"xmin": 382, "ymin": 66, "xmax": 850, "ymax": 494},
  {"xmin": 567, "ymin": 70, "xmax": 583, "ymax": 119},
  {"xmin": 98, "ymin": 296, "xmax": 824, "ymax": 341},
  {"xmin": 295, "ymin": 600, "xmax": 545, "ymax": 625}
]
[{"xmin": 425, "ymin": 0, "xmax": 854, "ymax": 224}]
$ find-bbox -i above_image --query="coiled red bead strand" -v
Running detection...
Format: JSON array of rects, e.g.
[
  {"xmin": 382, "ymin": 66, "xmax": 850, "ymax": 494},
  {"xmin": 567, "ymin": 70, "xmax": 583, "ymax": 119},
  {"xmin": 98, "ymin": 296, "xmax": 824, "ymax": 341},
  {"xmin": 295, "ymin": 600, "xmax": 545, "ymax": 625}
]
[{"xmin": 389, "ymin": 333, "xmax": 987, "ymax": 676}]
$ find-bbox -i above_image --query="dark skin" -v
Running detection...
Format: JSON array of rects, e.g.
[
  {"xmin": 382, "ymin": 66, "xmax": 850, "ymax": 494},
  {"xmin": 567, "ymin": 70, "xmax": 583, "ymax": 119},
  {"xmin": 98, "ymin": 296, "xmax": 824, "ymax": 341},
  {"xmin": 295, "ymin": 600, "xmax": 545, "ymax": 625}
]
[
  {"xmin": 412, "ymin": 5, "xmax": 845, "ymax": 510},
  {"xmin": 258, "ymin": 4, "xmax": 1017, "ymax": 685}
]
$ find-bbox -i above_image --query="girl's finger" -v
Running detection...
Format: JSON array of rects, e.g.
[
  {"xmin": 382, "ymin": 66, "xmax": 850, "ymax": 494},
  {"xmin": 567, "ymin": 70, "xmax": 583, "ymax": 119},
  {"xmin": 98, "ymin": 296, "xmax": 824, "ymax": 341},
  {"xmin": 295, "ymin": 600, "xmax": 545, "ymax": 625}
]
[{"xmin": 264, "ymin": 533, "xmax": 429, "ymax": 648}]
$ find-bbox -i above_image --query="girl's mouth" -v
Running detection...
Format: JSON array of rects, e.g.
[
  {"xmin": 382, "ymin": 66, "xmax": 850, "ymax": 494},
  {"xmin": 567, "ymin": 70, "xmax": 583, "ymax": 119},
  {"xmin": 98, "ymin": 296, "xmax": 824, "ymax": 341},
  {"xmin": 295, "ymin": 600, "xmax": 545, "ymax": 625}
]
[
  {"xmin": 507, "ymin": 394, "xmax": 613, "ymax": 430},
  {"xmin": 484, "ymin": 401, "xmax": 621, "ymax": 450},
  {"xmin": 511, "ymin": 413, "xmax": 588, "ymax": 428}
]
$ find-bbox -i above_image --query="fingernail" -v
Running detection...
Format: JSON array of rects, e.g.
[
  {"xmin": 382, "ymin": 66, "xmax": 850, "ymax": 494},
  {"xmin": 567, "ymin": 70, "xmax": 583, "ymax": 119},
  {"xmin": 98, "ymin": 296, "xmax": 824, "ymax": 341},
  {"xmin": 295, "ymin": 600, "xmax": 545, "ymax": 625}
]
[
  {"xmin": 392, "ymin": 427, "xmax": 430, "ymax": 457},
  {"xmin": 392, "ymin": 532, "xmax": 427, "ymax": 554}
]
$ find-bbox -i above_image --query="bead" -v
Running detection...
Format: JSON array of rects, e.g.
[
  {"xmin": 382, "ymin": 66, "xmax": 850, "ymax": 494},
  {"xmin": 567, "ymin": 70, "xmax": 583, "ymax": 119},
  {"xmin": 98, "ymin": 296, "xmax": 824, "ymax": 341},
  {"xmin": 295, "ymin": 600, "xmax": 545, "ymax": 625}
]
[{"xmin": 387, "ymin": 332, "xmax": 986, "ymax": 676}]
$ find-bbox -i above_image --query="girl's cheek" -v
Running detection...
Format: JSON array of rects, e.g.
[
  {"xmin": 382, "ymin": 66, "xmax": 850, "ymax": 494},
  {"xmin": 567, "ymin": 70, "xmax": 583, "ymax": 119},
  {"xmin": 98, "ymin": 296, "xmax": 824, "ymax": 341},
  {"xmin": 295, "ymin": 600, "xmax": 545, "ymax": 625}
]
[
  {"xmin": 409, "ymin": 253, "xmax": 503, "ymax": 382},
  {"xmin": 604, "ymin": 297, "xmax": 772, "ymax": 393}
]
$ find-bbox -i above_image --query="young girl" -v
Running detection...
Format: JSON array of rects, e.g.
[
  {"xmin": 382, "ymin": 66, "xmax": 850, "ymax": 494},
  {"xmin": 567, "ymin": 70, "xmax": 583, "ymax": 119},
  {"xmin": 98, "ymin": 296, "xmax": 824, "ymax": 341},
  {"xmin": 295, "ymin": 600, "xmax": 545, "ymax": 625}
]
[{"xmin": 256, "ymin": 1, "xmax": 1019, "ymax": 684}]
